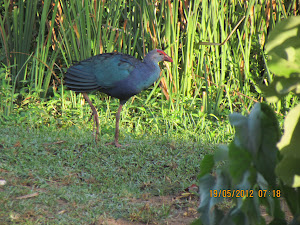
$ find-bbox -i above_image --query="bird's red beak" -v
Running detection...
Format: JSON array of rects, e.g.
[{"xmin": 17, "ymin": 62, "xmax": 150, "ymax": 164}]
[
  {"xmin": 157, "ymin": 49, "xmax": 173, "ymax": 63},
  {"xmin": 163, "ymin": 54, "xmax": 173, "ymax": 63}
]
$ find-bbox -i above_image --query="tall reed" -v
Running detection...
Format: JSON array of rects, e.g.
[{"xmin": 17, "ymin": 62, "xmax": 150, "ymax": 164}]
[{"xmin": 0, "ymin": 0, "xmax": 298, "ymax": 117}]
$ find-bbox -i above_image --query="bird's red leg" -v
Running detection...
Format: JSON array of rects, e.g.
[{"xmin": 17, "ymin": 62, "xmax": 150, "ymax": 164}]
[
  {"xmin": 106, "ymin": 104, "xmax": 124, "ymax": 147},
  {"xmin": 114, "ymin": 104, "xmax": 123, "ymax": 147},
  {"xmin": 82, "ymin": 92, "xmax": 100, "ymax": 141}
]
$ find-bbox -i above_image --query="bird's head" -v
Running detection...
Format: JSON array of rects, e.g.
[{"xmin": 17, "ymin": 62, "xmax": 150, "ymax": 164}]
[
  {"xmin": 145, "ymin": 49, "xmax": 173, "ymax": 64},
  {"xmin": 156, "ymin": 49, "xmax": 173, "ymax": 63}
]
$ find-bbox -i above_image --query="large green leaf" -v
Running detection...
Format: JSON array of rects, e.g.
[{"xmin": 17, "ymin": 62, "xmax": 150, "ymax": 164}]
[
  {"xmin": 198, "ymin": 174, "xmax": 220, "ymax": 225},
  {"xmin": 198, "ymin": 170, "xmax": 233, "ymax": 225},
  {"xmin": 198, "ymin": 154, "xmax": 215, "ymax": 178},
  {"xmin": 198, "ymin": 103, "xmax": 282, "ymax": 225},
  {"xmin": 229, "ymin": 103, "xmax": 279, "ymax": 186},
  {"xmin": 229, "ymin": 103, "xmax": 262, "ymax": 156},
  {"xmin": 228, "ymin": 143, "xmax": 252, "ymax": 184},
  {"xmin": 276, "ymin": 104, "xmax": 300, "ymax": 187},
  {"xmin": 264, "ymin": 16, "xmax": 300, "ymax": 102},
  {"xmin": 261, "ymin": 76, "xmax": 300, "ymax": 102},
  {"xmin": 265, "ymin": 16, "xmax": 300, "ymax": 77},
  {"xmin": 255, "ymin": 103, "xmax": 279, "ymax": 187}
]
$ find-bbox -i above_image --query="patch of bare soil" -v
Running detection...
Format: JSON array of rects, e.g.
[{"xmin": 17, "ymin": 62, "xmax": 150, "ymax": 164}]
[
  {"xmin": 97, "ymin": 193, "xmax": 199, "ymax": 225},
  {"xmin": 96, "ymin": 195, "xmax": 293, "ymax": 225},
  {"xmin": 262, "ymin": 197, "xmax": 293, "ymax": 223}
]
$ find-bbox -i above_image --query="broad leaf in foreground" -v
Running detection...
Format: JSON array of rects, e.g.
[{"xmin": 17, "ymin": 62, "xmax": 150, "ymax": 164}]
[
  {"xmin": 198, "ymin": 103, "xmax": 284, "ymax": 225},
  {"xmin": 264, "ymin": 16, "xmax": 300, "ymax": 102},
  {"xmin": 276, "ymin": 104, "xmax": 300, "ymax": 188}
]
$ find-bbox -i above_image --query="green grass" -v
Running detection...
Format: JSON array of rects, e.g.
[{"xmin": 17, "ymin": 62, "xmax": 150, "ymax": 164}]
[
  {"xmin": 0, "ymin": 118, "xmax": 219, "ymax": 224},
  {"xmin": 0, "ymin": 85, "xmax": 234, "ymax": 224},
  {"xmin": 0, "ymin": 93, "xmax": 230, "ymax": 224}
]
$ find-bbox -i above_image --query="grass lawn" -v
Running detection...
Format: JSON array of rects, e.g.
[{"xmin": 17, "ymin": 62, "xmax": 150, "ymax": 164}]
[{"xmin": 0, "ymin": 122, "xmax": 218, "ymax": 224}]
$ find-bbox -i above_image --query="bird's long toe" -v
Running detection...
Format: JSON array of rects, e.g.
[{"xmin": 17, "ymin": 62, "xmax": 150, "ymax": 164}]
[{"xmin": 105, "ymin": 141, "xmax": 127, "ymax": 148}]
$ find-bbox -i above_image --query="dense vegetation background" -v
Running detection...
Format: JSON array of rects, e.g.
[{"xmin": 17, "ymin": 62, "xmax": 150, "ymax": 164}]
[{"xmin": 1, "ymin": 0, "xmax": 298, "ymax": 125}]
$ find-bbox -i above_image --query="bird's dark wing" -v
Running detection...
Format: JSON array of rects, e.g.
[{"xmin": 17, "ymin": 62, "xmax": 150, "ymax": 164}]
[{"xmin": 65, "ymin": 52, "xmax": 140, "ymax": 92}]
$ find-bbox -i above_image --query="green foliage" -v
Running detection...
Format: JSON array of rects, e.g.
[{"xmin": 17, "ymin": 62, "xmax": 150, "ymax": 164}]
[
  {"xmin": 276, "ymin": 104, "xmax": 300, "ymax": 188},
  {"xmin": 197, "ymin": 103, "xmax": 285, "ymax": 225},
  {"xmin": 265, "ymin": 17, "xmax": 300, "ymax": 78},
  {"xmin": 264, "ymin": 15, "xmax": 300, "ymax": 191},
  {"xmin": 198, "ymin": 154, "xmax": 215, "ymax": 179},
  {"xmin": 197, "ymin": 15, "xmax": 300, "ymax": 225},
  {"xmin": 0, "ymin": 0, "xmax": 37, "ymax": 82},
  {"xmin": 266, "ymin": 16, "xmax": 300, "ymax": 224},
  {"xmin": 264, "ymin": 16, "xmax": 300, "ymax": 221},
  {"xmin": 1, "ymin": 0, "xmax": 298, "ymax": 121},
  {"xmin": 264, "ymin": 16, "xmax": 300, "ymax": 102},
  {"xmin": 0, "ymin": 0, "xmax": 59, "ymax": 97},
  {"xmin": 0, "ymin": 65, "xmax": 14, "ymax": 117},
  {"xmin": 228, "ymin": 142, "xmax": 252, "ymax": 184}
]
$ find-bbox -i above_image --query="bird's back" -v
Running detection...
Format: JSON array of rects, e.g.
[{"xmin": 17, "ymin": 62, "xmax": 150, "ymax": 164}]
[{"xmin": 65, "ymin": 52, "xmax": 141, "ymax": 93}]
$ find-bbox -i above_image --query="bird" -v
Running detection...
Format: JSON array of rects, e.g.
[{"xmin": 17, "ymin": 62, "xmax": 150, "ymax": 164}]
[{"xmin": 65, "ymin": 49, "xmax": 173, "ymax": 147}]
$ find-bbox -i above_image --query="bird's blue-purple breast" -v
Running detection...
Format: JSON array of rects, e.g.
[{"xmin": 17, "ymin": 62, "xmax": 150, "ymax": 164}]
[{"xmin": 130, "ymin": 62, "xmax": 161, "ymax": 92}]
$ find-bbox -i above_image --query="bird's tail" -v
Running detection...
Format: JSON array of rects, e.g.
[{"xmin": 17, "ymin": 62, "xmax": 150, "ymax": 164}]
[{"xmin": 65, "ymin": 64, "xmax": 101, "ymax": 92}]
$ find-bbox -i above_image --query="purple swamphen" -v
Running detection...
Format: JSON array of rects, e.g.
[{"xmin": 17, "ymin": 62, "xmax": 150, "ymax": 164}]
[{"xmin": 65, "ymin": 49, "xmax": 173, "ymax": 147}]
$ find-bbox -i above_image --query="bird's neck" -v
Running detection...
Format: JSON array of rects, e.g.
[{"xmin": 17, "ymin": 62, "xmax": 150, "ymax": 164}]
[
  {"xmin": 129, "ymin": 60, "xmax": 160, "ymax": 92},
  {"xmin": 142, "ymin": 61, "xmax": 160, "ymax": 79},
  {"xmin": 142, "ymin": 58, "xmax": 160, "ymax": 73}
]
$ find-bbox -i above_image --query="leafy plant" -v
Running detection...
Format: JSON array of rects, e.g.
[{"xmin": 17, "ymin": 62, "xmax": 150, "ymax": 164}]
[
  {"xmin": 195, "ymin": 103, "xmax": 285, "ymax": 225},
  {"xmin": 0, "ymin": 65, "xmax": 14, "ymax": 118},
  {"xmin": 0, "ymin": 1, "xmax": 59, "ymax": 92},
  {"xmin": 195, "ymin": 15, "xmax": 300, "ymax": 225},
  {"xmin": 266, "ymin": 15, "xmax": 300, "ymax": 222}
]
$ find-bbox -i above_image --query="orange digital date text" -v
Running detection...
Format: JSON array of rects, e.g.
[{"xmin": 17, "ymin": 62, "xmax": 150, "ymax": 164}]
[{"xmin": 209, "ymin": 189, "xmax": 281, "ymax": 198}]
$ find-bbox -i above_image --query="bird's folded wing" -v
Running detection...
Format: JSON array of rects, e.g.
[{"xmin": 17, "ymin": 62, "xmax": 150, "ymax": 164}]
[{"xmin": 65, "ymin": 53, "xmax": 140, "ymax": 92}]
